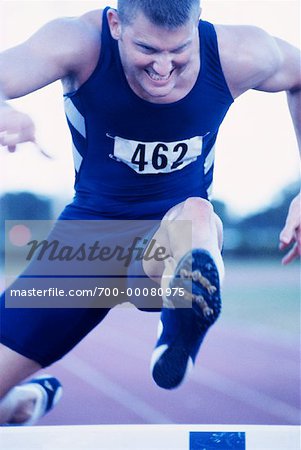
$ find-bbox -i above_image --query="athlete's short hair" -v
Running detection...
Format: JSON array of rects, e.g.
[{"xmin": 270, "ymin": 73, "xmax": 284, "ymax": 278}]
[{"xmin": 117, "ymin": 0, "xmax": 201, "ymax": 28}]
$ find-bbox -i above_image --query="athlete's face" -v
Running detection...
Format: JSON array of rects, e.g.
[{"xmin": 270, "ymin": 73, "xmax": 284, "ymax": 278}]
[{"xmin": 108, "ymin": 10, "xmax": 200, "ymax": 102}]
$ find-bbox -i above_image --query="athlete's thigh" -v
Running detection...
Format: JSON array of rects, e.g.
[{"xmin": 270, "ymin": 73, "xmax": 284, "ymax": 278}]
[{"xmin": 0, "ymin": 204, "xmax": 118, "ymax": 367}]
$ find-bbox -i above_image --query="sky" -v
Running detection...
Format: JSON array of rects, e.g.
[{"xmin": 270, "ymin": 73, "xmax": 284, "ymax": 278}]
[{"xmin": 0, "ymin": 0, "xmax": 300, "ymax": 217}]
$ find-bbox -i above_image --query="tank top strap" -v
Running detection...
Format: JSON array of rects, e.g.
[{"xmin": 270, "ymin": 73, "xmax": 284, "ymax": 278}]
[
  {"xmin": 90, "ymin": 7, "xmax": 117, "ymax": 75},
  {"xmin": 198, "ymin": 20, "xmax": 233, "ymax": 100}
]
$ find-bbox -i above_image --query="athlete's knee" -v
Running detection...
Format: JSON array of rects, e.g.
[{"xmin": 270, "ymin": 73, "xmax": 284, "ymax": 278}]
[
  {"xmin": 175, "ymin": 197, "xmax": 214, "ymax": 222},
  {"xmin": 163, "ymin": 197, "xmax": 214, "ymax": 222},
  {"xmin": 184, "ymin": 197, "xmax": 213, "ymax": 212}
]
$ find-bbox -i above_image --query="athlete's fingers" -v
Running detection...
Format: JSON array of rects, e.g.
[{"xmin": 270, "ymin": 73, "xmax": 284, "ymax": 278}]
[
  {"xmin": 7, "ymin": 144, "xmax": 17, "ymax": 153},
  {"xmin": 0, "ymin": 107, "xmax": 36, "ymax": 148},
  {"xmin": 281, "ymin": 242, "xmax": 300, "ymax": 265},
  {"xmin": 279, "ymin": 235, "xmax": 292, "ymax": 250},
  {"xmin": 0, "ymin": 132, "xmax": 18, "ymax": 149},
  {"xmin": 280, "ymin": 225, "xmax": 296, "ymax": 248},
  {"xmin": 1, "ymin": 132, "xmax": 21, "ymax": 146},
  {"xmin": 1, "ymin": 132, "xmax": 51, "ymax": 159},
  {"xmin": 279, "ymin": 204, "xmax": 300, "ymax": 264},
  {"xmin": 279, "ymin": 218, "xmax": 298, "ymax": 247},
  {"xmin": 0, "ymin": 128, "xmax": 35, "ymax": 149},
  {"xmin": 279, "ymin": 193, "xmax": 301, "ymax": 248},
  {"xmin": 280, "ymin": 225, "xmax": 301, "ymax": 264}
]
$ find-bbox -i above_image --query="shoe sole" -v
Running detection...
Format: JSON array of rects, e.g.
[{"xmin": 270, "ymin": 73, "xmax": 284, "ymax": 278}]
[{"xmin": 152, "ymin": 249, "xmax": 221, "ymax": 389}]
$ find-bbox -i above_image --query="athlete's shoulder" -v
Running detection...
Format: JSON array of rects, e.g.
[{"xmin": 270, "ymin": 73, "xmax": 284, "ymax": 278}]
[
  {"xmin": 79, "ymin": 9, "xmax": 104, "ymax": 36},
  {"xmin": 214, "ymin": 24, "xmax": 282, "ymax": 97},
  {"xmin": 58, "ymin": 10, "xmax": 103, "ymax": 66},
  {"xmin": 35, "ymin": 10, "xmax": 103, "ymax": 54},
  {"xmin": 50, "ymin": 9, "xmax": 105, "ymax": 90}
]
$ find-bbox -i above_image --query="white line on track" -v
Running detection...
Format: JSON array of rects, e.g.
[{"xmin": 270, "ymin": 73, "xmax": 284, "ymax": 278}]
[
  {"xmin": 58, "ymin": 309, "xmax": 299, "ymax": 424},
  {"xmin": 99, "ymin": 319, "xmax": 300, "ymax": 379},
  {"xmin": 190, "ymin": 367, "xmax": 300, "ymax": 424},
  {"xmin": 59, "ymin": 354, "xmax": 173, "ymax": 424},
  {"xmin": 223, "ymin": 320, "xmax": 300, "ymax": 352},
  {"xmin": 96, "ymin": 317, "xmax": 300, "ymax": 423}
]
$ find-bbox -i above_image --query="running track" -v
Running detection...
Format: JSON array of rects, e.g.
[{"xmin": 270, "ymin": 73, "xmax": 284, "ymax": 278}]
[{"xmin": 6, "ymin": 260, "xmax": 301, "ymax": 425}]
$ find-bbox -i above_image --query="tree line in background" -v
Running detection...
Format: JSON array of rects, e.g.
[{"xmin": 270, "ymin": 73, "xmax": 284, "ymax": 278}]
[
  {"xmin": 0, "ymin": 182, "xmax": 299, "ymax": 260},
  {"xmin": 212, "ymin": 182, "xmax": 299, "ymax": 257}
]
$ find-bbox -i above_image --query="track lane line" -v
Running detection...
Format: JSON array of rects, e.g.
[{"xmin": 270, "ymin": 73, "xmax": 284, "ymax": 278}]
[
  {"xmin": 59, "ymin": 354, "xmax": 173, "ymax": 424},
  {"xmin": 93, "ymin": 322, "xmax": 300, "ymax": 422},
  {"xmin": 190, "ymin": 367, "xmax": 300, "ymax": 424}
]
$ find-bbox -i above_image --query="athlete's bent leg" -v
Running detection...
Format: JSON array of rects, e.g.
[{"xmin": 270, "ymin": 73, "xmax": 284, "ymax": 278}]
[
  {"xmin": 144, "ymin": 197, "xmax": 224, "ymax": 389},
  {"xmin": 144, "ymin": 197, "xmax": 224, "ymax": 282}
]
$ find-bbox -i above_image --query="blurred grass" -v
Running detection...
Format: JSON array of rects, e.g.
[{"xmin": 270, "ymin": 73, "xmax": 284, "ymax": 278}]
[
  {"xmin": 1, "ymin": 257, "xmax": 300, "ymax": 335},
  {"xmin": 221, "ymin": 257, "xmax": 300, "ymax": 334}
]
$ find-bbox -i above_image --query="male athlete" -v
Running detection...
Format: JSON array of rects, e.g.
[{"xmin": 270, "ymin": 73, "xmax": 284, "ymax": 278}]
[{"xmin": 0, "ymin": 0, "xmax": 300, "ymax": 425}]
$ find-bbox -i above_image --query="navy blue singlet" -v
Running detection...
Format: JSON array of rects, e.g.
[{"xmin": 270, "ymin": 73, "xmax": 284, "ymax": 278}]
[
  {"xmin": 0, "ymin": 9, "xmax": 235, "ymax": 367},
  {"xmin": 64, "ymin": 7, "xmax": 234, "ymax": 220}
]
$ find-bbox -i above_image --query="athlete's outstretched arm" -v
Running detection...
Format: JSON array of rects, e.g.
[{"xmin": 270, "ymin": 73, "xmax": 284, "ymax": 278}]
[
  {"xmin": 218, "ymin": 26, "xmax": 300, "ymax": 263},
  {"xmin": 254, "ymin": 37, "xmax": 301, "ymax": 264},
  {"xmin": 0, "ymin": 12, "xmax": 101, "ymax": 152}
]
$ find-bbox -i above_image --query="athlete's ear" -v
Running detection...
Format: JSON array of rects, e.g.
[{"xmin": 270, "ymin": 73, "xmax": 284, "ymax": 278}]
[{"xmin": 107, "ymin": 8, "xmax": 122, "ymax": 40}]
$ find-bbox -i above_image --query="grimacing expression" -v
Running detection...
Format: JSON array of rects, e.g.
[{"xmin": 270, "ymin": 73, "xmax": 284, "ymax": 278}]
[{"xmin": 108, "ymin": 10, "xmax": 200, "ymax": 102}]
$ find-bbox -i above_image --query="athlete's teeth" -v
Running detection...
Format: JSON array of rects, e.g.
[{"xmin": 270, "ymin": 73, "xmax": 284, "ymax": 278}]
[{"xmin": 148, "ymin": 72, "xmax": 170, "ymax": 81}]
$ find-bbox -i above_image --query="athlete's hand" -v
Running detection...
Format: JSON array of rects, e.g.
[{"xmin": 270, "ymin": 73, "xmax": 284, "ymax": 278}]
[
  {"xmin": 0, "ymin": 103, "xmax": 35, "ymax": 152},
  {"xmin": 279, "ymin": 193, "xmax": 301, "ymax": 264}
]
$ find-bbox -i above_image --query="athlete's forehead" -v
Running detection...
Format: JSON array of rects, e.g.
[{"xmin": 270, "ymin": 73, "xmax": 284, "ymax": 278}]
[{"xmin": 120, "ymin": 10, "xmax": 198, "ymax": 49}]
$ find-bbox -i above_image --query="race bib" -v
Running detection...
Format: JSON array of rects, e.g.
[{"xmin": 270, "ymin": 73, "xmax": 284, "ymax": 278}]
[{"xmin": 108, "ymin": 134, "xmax": 207, "ymax": 174}]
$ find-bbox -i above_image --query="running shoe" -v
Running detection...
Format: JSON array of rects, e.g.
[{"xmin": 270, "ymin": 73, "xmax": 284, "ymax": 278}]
[
  {"xmin": 7, "ymin": 374, "xmax": 63, "ymax": 426},
  {"xmin": 151, "ymin": 249, "xmax": 221, "ymax": 389}
]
